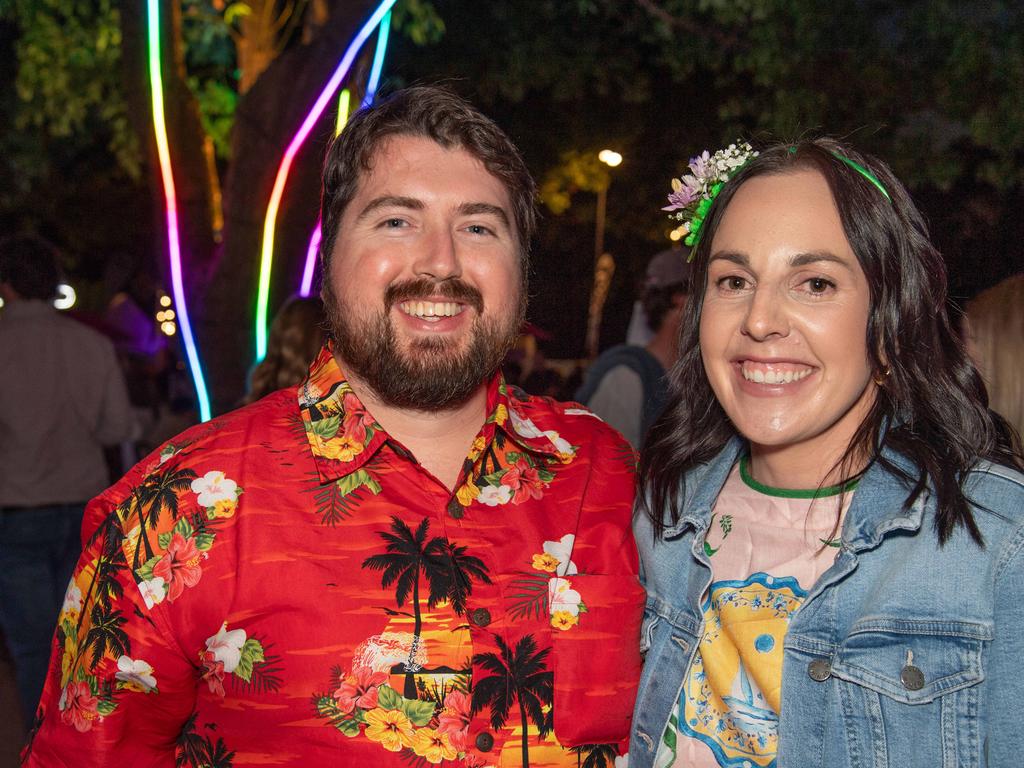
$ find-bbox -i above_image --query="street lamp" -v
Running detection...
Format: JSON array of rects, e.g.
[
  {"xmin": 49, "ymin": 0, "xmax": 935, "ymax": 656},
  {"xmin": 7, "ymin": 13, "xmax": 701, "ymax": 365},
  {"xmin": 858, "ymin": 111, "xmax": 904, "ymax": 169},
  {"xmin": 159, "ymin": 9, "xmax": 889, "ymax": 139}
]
[{"xmin": 586, "ymin": 149, "xmax": 623, "ymax": 358}]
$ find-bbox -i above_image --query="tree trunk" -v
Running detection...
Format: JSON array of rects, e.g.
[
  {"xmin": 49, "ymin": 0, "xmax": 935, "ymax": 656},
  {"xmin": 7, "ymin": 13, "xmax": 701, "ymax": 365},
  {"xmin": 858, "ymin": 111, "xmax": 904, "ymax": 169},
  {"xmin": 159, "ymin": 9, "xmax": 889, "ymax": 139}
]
[
  {"xmin": 404, "ymin": 565, "xmax": 422, "ymax": 699},
  {"xmin": 520, "ymin": 699, "xmax": 530, "ymax": 768},
  {"xmin": 202, "ymin": 0, "xmax": 380, "ymax": 413}
]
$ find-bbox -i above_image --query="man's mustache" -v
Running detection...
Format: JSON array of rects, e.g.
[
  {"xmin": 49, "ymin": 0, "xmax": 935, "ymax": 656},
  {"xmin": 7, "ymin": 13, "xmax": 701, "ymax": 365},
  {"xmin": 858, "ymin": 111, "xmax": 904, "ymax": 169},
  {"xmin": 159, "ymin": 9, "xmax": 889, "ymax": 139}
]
[{"xmin": 385, "ymin": 279, "xmax": 484, "ymax": 314}]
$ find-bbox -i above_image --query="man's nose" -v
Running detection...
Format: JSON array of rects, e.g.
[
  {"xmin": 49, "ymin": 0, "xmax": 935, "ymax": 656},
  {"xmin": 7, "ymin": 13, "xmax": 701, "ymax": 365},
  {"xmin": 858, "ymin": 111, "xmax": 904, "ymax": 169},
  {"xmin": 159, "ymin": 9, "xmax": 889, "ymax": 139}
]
[{"xmin": 411, "ymin": 227, "xmax": 461, "ymax": 282}]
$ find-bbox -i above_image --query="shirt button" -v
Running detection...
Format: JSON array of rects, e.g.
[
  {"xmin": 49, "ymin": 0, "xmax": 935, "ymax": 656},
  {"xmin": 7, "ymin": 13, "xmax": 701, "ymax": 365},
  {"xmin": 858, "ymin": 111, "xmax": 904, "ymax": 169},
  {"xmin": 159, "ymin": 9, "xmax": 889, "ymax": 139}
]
[
  {"xmin": 807, "ymin": 658, "xmax": 832, "ymax": 682},
  {"xmin": 475, "ymin": 731, "xmax": 494, "ymax": 752},
  {"xmin": 901, "ymin": 664, "xmax": 925, "ymax": 691},
  {"xmin": 470, "ymin": 608, "xmax": 491, "ymax": 627}
]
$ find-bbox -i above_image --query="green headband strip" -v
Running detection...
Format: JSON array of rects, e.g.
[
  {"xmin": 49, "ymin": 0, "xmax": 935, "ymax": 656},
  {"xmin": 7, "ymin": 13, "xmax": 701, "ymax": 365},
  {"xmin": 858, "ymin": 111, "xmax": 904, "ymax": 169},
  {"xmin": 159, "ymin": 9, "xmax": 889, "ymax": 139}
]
[{"xmin": 829, "ymin": 151, "xmax": 892, "ymax": 201}]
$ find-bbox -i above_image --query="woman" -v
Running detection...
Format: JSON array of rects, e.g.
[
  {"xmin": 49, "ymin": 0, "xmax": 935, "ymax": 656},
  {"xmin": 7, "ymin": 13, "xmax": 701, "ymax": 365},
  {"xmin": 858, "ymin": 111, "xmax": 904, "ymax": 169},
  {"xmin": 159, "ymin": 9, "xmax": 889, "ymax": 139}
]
[
  {"xmin": 630, "ymin": 138, "xmax": 1024, "ymax": 768},
  {"xmin": 965, "ymin": 273, "xmax": 1024, "ymax": 438},
  {"xmin": 244, "ymin": 295, "xmax": 326, "ymax": 404}
]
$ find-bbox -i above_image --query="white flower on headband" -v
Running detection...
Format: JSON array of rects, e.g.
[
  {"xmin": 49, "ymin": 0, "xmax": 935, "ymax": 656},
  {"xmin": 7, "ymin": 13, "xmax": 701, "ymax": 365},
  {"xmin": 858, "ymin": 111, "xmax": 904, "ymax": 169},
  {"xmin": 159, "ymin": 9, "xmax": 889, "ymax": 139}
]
[{"xmin": 664, "ymin": 141, "xmax": 758, "ymax": 249}]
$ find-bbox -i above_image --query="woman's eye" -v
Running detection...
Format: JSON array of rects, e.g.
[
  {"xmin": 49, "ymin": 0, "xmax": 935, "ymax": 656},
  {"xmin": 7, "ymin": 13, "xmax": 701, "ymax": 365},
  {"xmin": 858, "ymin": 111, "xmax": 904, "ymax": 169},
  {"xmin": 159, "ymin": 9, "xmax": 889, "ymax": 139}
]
[
  {"xmin": 717, "ymin": 276, "xmax": 749, "ymax": 291},
  {"xmin": 804, "ymin": 277, "xmax": 836, "ymax": 294}
]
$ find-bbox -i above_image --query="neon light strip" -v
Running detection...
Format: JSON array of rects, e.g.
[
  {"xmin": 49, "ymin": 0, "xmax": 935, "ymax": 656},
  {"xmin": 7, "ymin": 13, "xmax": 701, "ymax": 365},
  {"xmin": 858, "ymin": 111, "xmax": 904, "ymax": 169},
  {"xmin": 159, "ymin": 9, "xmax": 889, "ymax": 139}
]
[
  {"xmin": 299, "ymin": 88, "xmax": 353, "ymax": 297},
  {"xmin": 362, "ymin": 10, "xmax": 392, "ymax": 107},
  {"xmin": 147, "ymin": 0, "xmax": 212, "ymax": 421},
  {"xmin": 255, "ymin": 0, "xmax": 398, "ymax": 360},
  {"xmin": 334, "ymin": 87, "xmax": 352, "ymax": 137}
]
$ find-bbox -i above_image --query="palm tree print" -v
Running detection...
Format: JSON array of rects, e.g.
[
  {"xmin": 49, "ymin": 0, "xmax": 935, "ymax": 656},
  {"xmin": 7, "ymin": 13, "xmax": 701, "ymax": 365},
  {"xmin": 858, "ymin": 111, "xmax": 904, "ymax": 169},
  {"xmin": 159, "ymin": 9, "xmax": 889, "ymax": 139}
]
[
  {"xmin": 176, "ymin": 712, "xmax": 235, "ymax": 768},
  {"xmin": 363, "ymin": 515, "xmax": 490, "ymax": 699},
  {"xmin": 131, "ymin": 467, "xmax": 197, "ymax": 569},
  {"xmin": 569, "ymin": 743, "xmax": 620, "ymax": 768},
  {"xmin": 472, "ymin": 633, "xmax": 554, "ymax": 768}
]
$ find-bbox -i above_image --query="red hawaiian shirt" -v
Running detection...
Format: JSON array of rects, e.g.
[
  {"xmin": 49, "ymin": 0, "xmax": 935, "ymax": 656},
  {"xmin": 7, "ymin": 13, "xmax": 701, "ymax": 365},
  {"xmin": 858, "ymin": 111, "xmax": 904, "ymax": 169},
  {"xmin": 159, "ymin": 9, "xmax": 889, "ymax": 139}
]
[{"xmin": 23, "ymin": 347, "xmax": 643, "ymax": 768}]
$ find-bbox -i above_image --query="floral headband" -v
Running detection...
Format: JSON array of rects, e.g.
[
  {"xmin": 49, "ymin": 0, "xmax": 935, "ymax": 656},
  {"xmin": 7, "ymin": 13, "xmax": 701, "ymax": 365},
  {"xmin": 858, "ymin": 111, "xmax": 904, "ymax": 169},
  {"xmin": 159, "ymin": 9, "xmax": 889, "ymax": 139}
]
[
  {"xmin": 663, "ymin": 141, "xmax": 891, "ymax": 257},
  {"xmin": 662, "ymin": 142, "xmax": 758, "ymax": 253}
]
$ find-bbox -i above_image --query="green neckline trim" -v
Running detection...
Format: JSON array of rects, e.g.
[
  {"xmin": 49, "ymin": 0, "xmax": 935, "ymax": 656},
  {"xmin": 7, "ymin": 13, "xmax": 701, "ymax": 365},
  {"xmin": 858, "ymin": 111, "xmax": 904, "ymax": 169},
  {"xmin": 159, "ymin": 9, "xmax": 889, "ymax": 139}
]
[{"xmin": 739, "ymin": 455, "xmax": 859, "ymax": 499}]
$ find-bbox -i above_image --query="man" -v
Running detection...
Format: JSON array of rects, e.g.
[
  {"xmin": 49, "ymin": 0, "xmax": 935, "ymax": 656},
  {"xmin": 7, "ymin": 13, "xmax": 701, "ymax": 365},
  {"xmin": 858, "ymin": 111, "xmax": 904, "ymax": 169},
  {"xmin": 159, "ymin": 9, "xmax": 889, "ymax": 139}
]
[
  {"xmin": 0, "ymin": 235, "xmax": 136, "ymax": 731},
  {"xmin": 576, "ymin": 249, "xmax": 691, "ymax": 447},
  {"xmin": 24, "ymin": 87, "xmax": 642, "ymax": 767}
]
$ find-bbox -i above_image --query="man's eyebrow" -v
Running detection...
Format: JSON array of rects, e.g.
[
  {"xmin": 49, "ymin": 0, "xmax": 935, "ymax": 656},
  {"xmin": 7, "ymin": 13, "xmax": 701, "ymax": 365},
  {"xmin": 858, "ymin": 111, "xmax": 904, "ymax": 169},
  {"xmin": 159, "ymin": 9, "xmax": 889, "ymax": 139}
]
[
  {"xmin": 355, "ymin": 195, "xmax": 424, "ymax": 222},
  {"xmin": 456, "ymin": 202, "xmax": 511, "ymax": 229}
]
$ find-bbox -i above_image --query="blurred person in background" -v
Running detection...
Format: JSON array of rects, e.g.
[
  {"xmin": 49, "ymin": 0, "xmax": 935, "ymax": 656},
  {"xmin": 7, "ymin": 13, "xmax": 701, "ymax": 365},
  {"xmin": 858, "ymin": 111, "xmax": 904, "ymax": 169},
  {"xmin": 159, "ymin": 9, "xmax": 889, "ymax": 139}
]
[
  {"xmin": 244, "ymin": 295, "xmax": 327, "ymax": 404},
  {"xmin": 0, "ymin": 234, "xmax": 136, "ymax": 731},
  {"xmin": 964, "ymin": 273, "xmax": 1024, "ymax": 439},
  {"xmin": 575, "ymin": 248, "xmax": 691, "ymax": 447}
]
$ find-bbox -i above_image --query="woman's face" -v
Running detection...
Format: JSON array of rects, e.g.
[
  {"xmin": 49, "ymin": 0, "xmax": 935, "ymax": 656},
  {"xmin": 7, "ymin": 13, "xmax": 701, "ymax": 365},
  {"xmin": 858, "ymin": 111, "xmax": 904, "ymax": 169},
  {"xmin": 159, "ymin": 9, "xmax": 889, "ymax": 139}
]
[{"xmin": 699, "ymin": 169, "xmax": 878, "ymax": 468}]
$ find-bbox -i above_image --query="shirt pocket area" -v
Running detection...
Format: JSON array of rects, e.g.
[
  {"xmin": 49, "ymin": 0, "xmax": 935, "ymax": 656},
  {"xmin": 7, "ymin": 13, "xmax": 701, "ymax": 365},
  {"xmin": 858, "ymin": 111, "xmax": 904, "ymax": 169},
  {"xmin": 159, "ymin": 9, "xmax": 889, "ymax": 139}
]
[
  {"xmin": 550, "ymin": 574, "xmax": 646, "ymax": 748},
  {"xmin": 830, "ymin": 619, "xmax": 991, "ymax": 704}
]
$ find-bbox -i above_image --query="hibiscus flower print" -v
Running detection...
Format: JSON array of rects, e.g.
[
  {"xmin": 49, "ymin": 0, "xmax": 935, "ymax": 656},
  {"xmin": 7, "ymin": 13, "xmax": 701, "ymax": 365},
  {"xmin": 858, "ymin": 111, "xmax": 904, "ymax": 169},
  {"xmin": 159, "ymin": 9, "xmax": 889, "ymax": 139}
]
[
  {"xmin": 412, "ymin": 727, "xmax": 458, "ymax": 764},
  {"xmin": 500, "ymin": 458, "xmax": 547, "ymax": 504},
  {"xmin": 204, "ymin": 623, "xmax": 247, "ymax": 674},
  {"xmin": 200, "ymin": 651, "xmax": 226, "ymax": 697},
  {"xmin": 152, "ymin": 533, "xmax": 203, "ymax": 602},
  {"xmin": 436, "ymin": 689, "xmax": 471, "ymax": 751},
  {"xmin": 333, "ymin": 665, "xmax": 387, "ymax": 714},
  {"xmin": 190, "ymin": 471, "xmax": 239, "ymax": 508},
  {"xmin": 319, "ymin": 434, "xmax": 365, "ymax": 462},
  {"xmin": 59, "ymin": 681, "xmax": 99, "ymax": 732},
  {"xmin": 543, "ymin": 533, "xmax": 578, "ymax": 576},
  {"xmin": 137, "ymin": 577, "xmax": 167, "ymax": 609},
  {"xmin": 477, "ymin": 484, "xmax": 513, "ymax": 507},
  {"xmin": 363, "ymin": 707, "xmax": 415, "ymax": 752},
  {"xmin": 341, "ymin": 392, "xmax": 373, "ymax": 444},
  {"xmin": 115, "ymin": 656, "xmax": 157, "ymax": 693}
]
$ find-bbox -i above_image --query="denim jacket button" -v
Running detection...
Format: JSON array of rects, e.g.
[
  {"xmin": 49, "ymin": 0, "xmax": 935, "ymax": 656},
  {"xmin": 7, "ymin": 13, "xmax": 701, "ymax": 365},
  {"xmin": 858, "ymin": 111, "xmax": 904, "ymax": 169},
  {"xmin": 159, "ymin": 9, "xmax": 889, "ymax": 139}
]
[
  {"xmin": 808, "ymin": 658, "xmax": 832, "ymax": 682},
  {"xmin": 900, "ymin": 664, "xmax": 925, "ymax": 691}
]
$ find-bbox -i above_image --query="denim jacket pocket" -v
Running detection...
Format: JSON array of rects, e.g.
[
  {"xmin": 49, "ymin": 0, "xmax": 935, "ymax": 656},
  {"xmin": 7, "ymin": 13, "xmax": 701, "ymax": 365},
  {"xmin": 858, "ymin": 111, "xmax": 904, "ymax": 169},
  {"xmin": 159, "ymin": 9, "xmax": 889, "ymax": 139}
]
[
  {"xmin": 830, "ymin": 619, "xmax": 990, "ymax": 704},
  {"xmin": 827, "ymin": 619, "xmax": 991, "ymax": 768}
]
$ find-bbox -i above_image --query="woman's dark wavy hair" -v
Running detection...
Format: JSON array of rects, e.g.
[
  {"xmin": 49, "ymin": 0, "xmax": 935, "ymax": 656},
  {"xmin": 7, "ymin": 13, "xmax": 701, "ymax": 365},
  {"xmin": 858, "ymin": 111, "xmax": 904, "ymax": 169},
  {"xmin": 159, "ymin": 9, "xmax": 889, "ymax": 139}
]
[{"xmin": 640, "ymin": 137, "xmax": 1023, "ymax": 545}]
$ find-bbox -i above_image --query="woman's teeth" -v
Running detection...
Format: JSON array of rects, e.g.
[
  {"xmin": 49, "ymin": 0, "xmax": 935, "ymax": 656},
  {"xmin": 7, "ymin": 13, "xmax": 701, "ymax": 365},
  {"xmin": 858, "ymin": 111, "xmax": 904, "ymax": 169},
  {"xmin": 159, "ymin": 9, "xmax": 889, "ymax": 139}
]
[
  {"xmin": 399, "ymin": 301, "xmax": 464, "ymax": 319},
  {"xmin": 740, "ymin": 363, "xmax": 813, "ymax": 385}
]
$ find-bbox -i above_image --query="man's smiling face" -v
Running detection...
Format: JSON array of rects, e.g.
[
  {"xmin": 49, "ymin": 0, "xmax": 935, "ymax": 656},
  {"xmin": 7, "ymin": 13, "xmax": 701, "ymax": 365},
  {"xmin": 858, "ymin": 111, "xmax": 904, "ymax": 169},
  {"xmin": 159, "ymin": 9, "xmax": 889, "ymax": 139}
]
[{"xmin": 324, "ymin": 134, "xmax": 524, "ymax": 410}]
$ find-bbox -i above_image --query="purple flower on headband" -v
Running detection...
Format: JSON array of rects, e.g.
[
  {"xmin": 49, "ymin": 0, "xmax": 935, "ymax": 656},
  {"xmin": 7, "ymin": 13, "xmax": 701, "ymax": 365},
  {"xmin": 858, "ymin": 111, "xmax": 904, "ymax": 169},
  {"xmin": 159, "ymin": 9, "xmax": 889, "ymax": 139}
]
[
  {"xmin": 688, "ymin": 151, "xmax": 712, "ymax": 179},
  {"xmin": 662, "ymin": 185, "xmax": 697, "ymax": 212},
  {"xmin": 662, "ymin": 174, "xmax": 702, "ymax": 211}
]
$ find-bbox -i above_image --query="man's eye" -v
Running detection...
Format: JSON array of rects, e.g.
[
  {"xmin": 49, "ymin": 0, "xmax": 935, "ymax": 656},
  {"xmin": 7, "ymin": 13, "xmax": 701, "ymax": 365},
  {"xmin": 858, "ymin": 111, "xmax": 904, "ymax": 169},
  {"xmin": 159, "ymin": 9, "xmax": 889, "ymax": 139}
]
[
  {"xmin": 383, "ymin": 218, "xmax": 406, "ymax": 228},
  {"xmin": 466, "ymin": 224, "xmax": 492, "ymax": 236}
]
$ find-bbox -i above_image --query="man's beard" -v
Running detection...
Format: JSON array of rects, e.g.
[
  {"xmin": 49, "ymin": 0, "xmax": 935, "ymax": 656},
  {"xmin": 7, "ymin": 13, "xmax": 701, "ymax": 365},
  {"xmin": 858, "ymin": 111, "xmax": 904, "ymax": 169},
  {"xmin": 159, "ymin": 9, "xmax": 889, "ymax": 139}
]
[{"xmin": 324, "ymin": 277, "xmax": 525, "ymax": 411}]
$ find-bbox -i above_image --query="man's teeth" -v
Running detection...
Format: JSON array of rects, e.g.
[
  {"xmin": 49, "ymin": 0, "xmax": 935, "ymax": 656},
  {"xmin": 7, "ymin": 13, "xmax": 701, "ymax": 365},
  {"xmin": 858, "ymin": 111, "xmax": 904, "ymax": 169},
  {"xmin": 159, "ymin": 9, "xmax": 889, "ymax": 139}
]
[
  {"xmin": 741, "ymin": 363, "xmax": 813, "ymax": 385},
  {"xmin": 399, "ymin": 301, "xmax": 464, "ymax": 319}
]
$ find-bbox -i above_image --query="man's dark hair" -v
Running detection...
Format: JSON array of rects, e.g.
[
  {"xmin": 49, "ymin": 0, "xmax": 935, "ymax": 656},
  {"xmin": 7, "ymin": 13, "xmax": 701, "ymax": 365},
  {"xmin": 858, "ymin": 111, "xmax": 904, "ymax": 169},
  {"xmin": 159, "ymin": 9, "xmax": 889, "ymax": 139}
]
[
  {"xmin": 642, "ymin": 282, "xmax": 688, "ymax": 333},
  {"xmin": 0, "ymin": 234, "xmax": 61, "ymax": 301},
  {"xmin": 640, "ymin": 137, "xmax": 1023, "ymax": 546},
  {"xmin": 318, "ymin": 85, "xmax": 537, "ymax": 275}
]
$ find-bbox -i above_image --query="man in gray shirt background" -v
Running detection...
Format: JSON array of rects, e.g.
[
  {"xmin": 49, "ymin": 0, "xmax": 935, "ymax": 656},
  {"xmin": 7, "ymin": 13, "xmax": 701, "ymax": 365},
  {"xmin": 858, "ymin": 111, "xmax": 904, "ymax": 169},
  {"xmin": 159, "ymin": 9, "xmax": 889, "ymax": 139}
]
[{"xmin": 0, "ymin": 234, "xmax": 136, "ymax": 731}]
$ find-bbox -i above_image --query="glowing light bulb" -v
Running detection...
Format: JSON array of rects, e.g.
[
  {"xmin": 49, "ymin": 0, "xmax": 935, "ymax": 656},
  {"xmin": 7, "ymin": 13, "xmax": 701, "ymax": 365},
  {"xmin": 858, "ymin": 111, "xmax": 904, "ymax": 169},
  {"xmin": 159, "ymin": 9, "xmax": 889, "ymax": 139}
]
[
  {"xmin": 598, "ymin": 149, "xmax": 623, "ymax": 167},
  {"xmin": 54, "ymin": 284, "xmax": 77, "ymax": 310}
]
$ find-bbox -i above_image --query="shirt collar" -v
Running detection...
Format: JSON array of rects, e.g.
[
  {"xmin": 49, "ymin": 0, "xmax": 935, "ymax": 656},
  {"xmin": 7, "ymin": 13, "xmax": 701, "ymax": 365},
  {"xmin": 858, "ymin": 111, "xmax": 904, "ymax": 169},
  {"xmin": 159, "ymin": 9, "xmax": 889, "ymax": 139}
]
[{"xmin": 298, "ymin": 346, "xmax": 565, "ymax": 485}]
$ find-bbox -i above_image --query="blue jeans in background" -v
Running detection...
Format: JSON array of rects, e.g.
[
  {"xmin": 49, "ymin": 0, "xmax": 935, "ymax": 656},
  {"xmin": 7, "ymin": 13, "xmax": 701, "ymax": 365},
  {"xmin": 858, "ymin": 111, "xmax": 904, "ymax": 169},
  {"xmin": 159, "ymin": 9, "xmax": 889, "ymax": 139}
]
[{"xmin": 0, "ymin": 503, "xmax": 85, "ymax": 729}]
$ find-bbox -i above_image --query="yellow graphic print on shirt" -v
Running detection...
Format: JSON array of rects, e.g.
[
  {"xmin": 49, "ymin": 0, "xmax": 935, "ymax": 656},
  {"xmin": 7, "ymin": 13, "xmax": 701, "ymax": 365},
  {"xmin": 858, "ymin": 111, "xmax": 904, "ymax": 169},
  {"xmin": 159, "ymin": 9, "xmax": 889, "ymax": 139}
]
[{"xmin": 678, "ymin": 573, "xmax": 805, "ymax": 768}]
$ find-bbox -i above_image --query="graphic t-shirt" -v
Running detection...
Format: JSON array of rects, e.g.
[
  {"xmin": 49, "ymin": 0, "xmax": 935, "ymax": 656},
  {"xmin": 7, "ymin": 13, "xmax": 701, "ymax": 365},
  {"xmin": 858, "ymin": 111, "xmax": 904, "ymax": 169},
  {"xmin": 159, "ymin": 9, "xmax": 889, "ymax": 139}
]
[{"xmin": 655, "ymin": 458, "xmax": 855, "ymax": 768}]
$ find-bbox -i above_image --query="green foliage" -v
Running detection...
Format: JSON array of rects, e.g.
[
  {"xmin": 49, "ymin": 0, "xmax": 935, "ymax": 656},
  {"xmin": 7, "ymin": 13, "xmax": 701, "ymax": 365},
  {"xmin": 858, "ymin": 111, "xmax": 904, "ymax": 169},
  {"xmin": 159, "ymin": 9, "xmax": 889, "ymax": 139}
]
[
  {"xmin": 182, "ymin": 0, "xmax": 239, "ymax": 159},
  {"xmin": 393, "ymin": 0, "xmax": 446, "ymax": 45},
  {"xmin": 3, "ymin": 0, "xmax": 139, "ymax": 177},
  {"xmin": 233, "ymin": 637, "xmax": 265, "ymax": 682},
  {"xmin": 540, "ymin": 150, "xmax": 612, "ymax": 214}
]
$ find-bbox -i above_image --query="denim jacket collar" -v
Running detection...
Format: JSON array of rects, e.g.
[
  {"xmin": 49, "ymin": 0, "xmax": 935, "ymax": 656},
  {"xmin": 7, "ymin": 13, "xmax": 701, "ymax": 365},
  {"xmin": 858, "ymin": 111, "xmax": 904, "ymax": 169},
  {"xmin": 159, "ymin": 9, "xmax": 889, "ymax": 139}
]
[{"xmin": 661, "ymin": 437, "xmax": 928, "ymax": 549}]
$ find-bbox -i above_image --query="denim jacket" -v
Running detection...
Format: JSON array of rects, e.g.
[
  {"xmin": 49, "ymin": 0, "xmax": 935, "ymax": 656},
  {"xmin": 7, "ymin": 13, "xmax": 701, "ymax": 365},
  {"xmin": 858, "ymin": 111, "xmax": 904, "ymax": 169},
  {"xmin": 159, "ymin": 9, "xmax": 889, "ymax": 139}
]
[{"xmin": 630, "ymin": 438, "xmax": 1024, "ymax": 768}]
